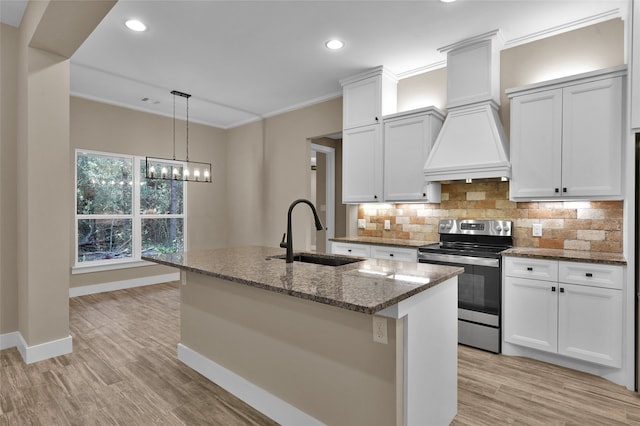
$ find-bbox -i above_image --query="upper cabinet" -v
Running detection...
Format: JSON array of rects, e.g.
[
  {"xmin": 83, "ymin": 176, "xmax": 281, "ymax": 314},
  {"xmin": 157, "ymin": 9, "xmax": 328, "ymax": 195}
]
[
  {"xmin": 342, "ymin": 125, "xmax": 383, "ymax": 203},
  {"xmin": 340, "ymin": 67, "xmax": 442, "ymax": 204},
  {"xmin": 340, "ymin": 66, "xmax": 398, "ymax": 130},
  {"xmin": 383, "ymin": 108, "xmax": 444, "ymax": 202},
  {"xmin": 507, "ymin": 66, "xmax": 626, "ymax": 201}
]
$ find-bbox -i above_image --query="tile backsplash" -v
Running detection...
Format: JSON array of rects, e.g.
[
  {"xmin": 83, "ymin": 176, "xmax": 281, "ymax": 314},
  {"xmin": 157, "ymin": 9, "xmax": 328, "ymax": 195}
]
[{"xmin": 358, "ymin": 180, "xmax": 623, "ymax": 253}]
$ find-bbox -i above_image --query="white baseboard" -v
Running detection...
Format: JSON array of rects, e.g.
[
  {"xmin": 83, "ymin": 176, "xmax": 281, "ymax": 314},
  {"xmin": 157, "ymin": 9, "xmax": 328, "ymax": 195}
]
[
  {"xmin": 0, "ymin": 331, "xmax": 20, "ymax": 350},
  {"xmin": 177, "ymin": 343, "xmax": 323, "ymax": 426},
  {"xmin": 11, "ymin": 333, "xmax": 72, "ymax": 364},
  {"xmin": 69, "ymin": 272, "xmax": 180, "ymax": 297}
]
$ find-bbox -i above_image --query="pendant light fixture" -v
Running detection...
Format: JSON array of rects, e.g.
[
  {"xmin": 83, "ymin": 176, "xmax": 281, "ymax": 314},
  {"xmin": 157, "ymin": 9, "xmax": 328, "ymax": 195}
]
[{"xmin": 146, "ymin": 90, "xmax": 212, "ymax": 183}]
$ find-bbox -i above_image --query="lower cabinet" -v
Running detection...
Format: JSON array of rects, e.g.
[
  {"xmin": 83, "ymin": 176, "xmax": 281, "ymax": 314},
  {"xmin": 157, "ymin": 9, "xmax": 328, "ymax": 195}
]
[
  {"xmin": 331, "ymin": 242, "xmax": 418, "ymax": 263},
  {"xmin": 331, "ymin": 242, "xmax": 371, "ymax": 258},
  {"xmin": 503, "ymin": 257, "xmax": 623, "ymax": 368}
]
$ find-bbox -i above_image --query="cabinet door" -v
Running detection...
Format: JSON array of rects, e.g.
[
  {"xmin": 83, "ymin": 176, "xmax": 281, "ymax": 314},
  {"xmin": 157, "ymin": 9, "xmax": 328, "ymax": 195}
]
[
  {"xmin": 558, "ymin": 283, "xmax": 622, "ymax": 367},
  {"xmin": 561, "ymin": 77, "xmax": 622, "ymax": 197},
  {"xmin": 384, "ymin": 114, "xmax": 441, "ymax": 202},
  {"xmin": 331, "ymin": 242, "xmax": 371, "ymax": 258},
  {"xmin": 343, "ymin": 77, "xmax": 381, "ymax": 129},
  {"xmin": 342, "ymin": 125, "xmax": 383, "ymax": 203},
  {"xmin": 504, "ymin": 277, "xmax": 558, "ymax": 353},
  {"xmin": 370, "ymin": 245, "xmax": 417, "ymax": 262},
  {"xmin": 509, "ymin": 89, "xmax": 563, "ymax": 199}
]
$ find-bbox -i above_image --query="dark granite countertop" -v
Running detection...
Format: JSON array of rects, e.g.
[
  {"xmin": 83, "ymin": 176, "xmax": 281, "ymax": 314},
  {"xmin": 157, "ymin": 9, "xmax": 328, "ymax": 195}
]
[
  {"xmin": 502, "ymin": 247, "xmax": 627, "ymax": 266},
  {"xmin": 143, "ymin": 246, "xmax": 462, "ymax": 314},
  {"xmin": 329, "ymin": 236, "xmax": 436, "ymax": 249}
]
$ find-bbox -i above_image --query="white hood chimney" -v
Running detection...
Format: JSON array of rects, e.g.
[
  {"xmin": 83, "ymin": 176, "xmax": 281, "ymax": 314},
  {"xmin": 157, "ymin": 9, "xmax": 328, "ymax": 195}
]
[{"xmin": 424, "ymin": 30, "xmax": 511, "ymax": 181}]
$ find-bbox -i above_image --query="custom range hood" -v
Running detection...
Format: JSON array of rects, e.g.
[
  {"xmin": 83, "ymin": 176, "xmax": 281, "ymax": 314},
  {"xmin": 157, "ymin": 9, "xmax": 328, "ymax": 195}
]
[{"xmin": 424, "ymin": 30, "xmax": 511, "ymax": 181}]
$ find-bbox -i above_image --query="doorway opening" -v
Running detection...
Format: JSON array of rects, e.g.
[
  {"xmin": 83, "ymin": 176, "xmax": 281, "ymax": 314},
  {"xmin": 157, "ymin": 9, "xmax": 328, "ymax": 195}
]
[{"xmin": 310, "ymin": 137, "xmax": 346, "ymax": 253}]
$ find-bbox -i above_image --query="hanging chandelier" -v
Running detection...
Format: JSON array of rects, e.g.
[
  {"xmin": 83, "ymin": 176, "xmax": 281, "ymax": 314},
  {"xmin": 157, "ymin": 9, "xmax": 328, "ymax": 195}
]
[{"xmin": 145, "ymin": 90, "xmax": 212, "ymax": 183}]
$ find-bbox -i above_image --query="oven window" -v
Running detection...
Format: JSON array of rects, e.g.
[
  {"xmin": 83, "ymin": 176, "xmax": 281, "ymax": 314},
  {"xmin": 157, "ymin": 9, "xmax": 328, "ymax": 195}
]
[{"xmin": 458, "ymin": 264, "xmax": 500, "ymax": 315}]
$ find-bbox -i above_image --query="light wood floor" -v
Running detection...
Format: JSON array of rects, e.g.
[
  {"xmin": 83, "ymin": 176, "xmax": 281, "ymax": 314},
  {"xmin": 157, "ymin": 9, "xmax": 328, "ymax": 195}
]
[{"xmin": 1, "ymin": 282, "xmax": 639, "ymax": 425}]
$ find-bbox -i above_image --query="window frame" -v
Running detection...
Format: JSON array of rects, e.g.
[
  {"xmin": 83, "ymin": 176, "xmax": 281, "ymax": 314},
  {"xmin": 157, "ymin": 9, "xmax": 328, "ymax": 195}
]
[{"xmin": 73, "ymin": 149, "xmax": 187, "ymax": 274}]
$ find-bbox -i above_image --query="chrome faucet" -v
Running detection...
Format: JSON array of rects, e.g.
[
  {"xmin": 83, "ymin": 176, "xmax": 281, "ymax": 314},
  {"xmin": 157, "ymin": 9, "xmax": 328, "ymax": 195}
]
[{"xmin": 279, "ymin": 199, "xmax": 324, "ymax": 263}]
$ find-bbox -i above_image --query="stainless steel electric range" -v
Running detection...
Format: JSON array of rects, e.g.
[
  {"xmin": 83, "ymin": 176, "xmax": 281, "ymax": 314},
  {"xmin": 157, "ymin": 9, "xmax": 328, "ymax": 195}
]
[{"xmin": 418, "ymin": 219, "xmax": 513, "ymax": 353}]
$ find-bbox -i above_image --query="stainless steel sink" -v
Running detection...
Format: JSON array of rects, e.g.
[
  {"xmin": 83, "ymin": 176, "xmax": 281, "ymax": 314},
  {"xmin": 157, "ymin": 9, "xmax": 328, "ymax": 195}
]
[{"xmin": 268, "ymin": 252, "xmax": 364, "ymax": 267}]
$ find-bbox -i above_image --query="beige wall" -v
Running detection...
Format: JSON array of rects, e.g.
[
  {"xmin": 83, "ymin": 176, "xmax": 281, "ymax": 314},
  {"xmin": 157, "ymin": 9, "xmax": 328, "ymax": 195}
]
[
  {"xmin": 260, "ymin": 98, "xmax": 343, "ymax": 250},
  {"xmin": 1, "ymin": 23, "xmax": 19, "ymax": 334},
  {"xmin": 13, "ymin": 0, "xmax": 113, "ymax": 347},
  {"xmin": 69, "ymin": 97, "xmax": 229, "ymax": 288},
  {"xmin": 225, "ymin": 120, "xmax": 265, "ymax": 247}
]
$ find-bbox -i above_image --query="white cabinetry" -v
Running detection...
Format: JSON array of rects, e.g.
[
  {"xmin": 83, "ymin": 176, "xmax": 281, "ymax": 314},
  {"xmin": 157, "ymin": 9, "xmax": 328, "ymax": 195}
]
[
  {"xmin": 331, "ymin": 242, "xmax": 371, "ymax": 258},
  {"xmin": 507, "ymin": 66, "xmax": 625, "ymax": 201},
  {"xmin": 342, "ymin": 125, "xmax": 383, "ymax": 203},
  {"xmin": 383, "ymin": 108, "xmax": 443, "ymax": 202},
  {"xmin": 331, "ymin": 242, "xmax": 417, "ymax": 263},
  {"xmin": 504, "ymin": 257, "xmax": 623, "ymax": 368},
  {"xmin": 370, "ymin": 245, "xmax": 418, "ymax": 263},
  {"xmin": 341, "ymin": 66, "xmax": 397, "ymax": 130},
  {"xmin": 340, "ymin": 67, "xmax": 442, "ymax": 204}
]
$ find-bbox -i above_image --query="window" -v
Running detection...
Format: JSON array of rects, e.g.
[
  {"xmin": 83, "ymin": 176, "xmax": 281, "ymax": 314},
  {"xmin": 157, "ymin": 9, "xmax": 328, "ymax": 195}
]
[{"xmin": 75, "ymin": 150, "xmax": 186, "ymax": 270}]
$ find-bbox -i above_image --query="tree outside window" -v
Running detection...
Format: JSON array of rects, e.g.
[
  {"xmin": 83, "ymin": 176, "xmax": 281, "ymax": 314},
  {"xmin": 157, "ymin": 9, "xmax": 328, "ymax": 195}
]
[{"xmin": 75, "ymin": 150, "xmax": 186, "ymax": 266}]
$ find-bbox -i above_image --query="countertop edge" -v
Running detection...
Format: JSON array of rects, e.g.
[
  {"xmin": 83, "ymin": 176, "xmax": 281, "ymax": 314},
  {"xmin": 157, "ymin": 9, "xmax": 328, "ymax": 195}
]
[
  {"xmin": 329, "ymin": 237, "xmax": 433, "ymax": 249},
  {"xmin": 501, "ymin": 248, "xmax": 627, "ymax": 266},
  {"xmin": 142, "ymin": 253, "xmax": 462, "ymax": 314}
]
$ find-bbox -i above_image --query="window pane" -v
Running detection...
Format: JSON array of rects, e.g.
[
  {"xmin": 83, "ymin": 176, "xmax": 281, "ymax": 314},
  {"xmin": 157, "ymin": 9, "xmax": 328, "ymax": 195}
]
[
  {"xmin": 140, "ymin": 162, "xmax": 184, "ymax": 214},
  {"xmin": 77, "ymin": 153, "xmax": 132, "ymax": 215},
  {"xmin": 77, "ymin": 219, "xmax": 132, "ymax": 262},
  {"xmin": 142, "ymin": 218, "xmax": 184, "ymax": 255}
]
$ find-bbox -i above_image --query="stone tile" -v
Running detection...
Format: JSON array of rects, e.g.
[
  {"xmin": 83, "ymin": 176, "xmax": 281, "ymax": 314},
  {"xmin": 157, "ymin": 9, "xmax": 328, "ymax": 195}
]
[
  {"xmin": 564, "ymin": 240, "xmax": 591, "ymax": 251},
  {"xmin": 577, "ymin": 230, "xmax": 606, "ymax": 241},
  {"xmin": 466, "ymin": 191, "xmax": 486, "ymax": 201}
]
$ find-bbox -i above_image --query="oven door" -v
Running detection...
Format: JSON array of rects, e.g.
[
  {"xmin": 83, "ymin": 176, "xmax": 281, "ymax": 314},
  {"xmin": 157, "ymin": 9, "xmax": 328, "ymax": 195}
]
[
  {"xmin": 419, "ymin": 253, "xmax": 502, "ymax": 353},
  {"xmin": 418, "ymin": 253, "xmax": 501, "ymax": 316}
]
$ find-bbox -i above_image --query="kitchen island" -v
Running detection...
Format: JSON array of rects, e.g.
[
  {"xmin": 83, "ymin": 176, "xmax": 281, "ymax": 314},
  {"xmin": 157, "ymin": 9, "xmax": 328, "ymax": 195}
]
[{"xmin": 143, "ymin": 246, "xmax": 462, "ymax": 426}]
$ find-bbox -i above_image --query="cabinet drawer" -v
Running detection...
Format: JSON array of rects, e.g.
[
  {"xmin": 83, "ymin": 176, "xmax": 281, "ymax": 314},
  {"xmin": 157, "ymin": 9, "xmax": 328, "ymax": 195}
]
[
  {"xmin": 371, "ymin": 246, "xmax": 417, "ymax": 263},
  {"xmin": 331, "ymin": 242, "xmax": 371, "ymax": 258},
  {"xmin": 559, "ymin": 261, "xmax": 623, "ymax": 290},
  {"xmin": 504, "ymin": 257, "xmax": 558, "ymax": 281}
]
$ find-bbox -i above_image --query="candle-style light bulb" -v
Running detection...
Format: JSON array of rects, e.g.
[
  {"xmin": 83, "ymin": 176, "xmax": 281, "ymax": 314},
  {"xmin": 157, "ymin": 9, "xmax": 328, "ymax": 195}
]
[
  {"xmin": 161, "ymin": 167, "xmax": 168, "ymax": 179},
  {"xmin": 149, "ymin": 166, "xmax": 155, "ymax": 178},
  {"xmin": 204, "ymin": 169, "xmax": 210, "ymax": 182},
  {"xmin": 194, "ymin": 169, "xmax": 200, "ymax": 181},
  {"xmin": 183, "ymin": 168, "xmax": 190, "ymax": 180},
  {"xmin": 173, "ymin": 168, "xmax": 179, "ymax": 179}
]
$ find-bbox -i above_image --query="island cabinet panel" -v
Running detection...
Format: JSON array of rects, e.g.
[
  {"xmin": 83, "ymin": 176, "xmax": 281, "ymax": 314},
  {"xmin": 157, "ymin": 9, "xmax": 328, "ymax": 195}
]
[
  {"xmin": 180, "ymin": 272, "xmax": 399, "ymax": 426},
  {"xmin": 508, "ymin": 66, "xmax": 625, "ymax": 201}
]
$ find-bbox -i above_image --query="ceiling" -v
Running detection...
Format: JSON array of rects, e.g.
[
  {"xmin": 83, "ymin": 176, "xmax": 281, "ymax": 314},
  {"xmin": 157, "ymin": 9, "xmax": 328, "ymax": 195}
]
[{"xmin": 2, "ymin": 0, "xmax": 628, "ymax": 129}]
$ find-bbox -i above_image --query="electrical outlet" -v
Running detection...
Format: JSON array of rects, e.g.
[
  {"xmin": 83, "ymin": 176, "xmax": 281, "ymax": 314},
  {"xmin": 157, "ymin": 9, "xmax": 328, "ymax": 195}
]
[
  {"xmin": 384, "ymin": 219, "xmax": 391, "ymax": 230},
  {"xmin": 532, "ymin": 223, "xmax": 542, "ymax": 237},
  {"xmin": 358, "ymin": 219, "xmax": 366, "ymax": 229},
  {"xmin": 372, "ymin": 316, "xmax": 388, "ymax": 344}
]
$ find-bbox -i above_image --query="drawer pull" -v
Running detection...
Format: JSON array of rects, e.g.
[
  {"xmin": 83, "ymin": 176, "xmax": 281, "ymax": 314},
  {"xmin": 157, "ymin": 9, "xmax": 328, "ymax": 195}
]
[
  {"xmin": 348, "ymin": 249, "xmax": 352, "ymax": 253},
  {"xmin": 585, "ymin": 272, "xmax": 593, "ymax": 277},
  {"xmin": 551, "ymin": 286, "xmax": 556, "ymax": 292},
  {"xmin": 389, "ymin": 253, "xmax": 394, "ymax": 257},
  {"xmin": 560, "ymin": 287, "xmax": 565, "ymax": 293},
  {"xmin": 526, "ymin": 267, "xmax": 533, "ymax": 271}
]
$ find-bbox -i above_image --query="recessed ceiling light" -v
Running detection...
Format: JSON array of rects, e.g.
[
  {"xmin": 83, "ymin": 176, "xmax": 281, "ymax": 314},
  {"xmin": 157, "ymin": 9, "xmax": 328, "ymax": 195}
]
[
  {"xmin": 325, "ymin": 39, "xmax": 344, "ymax": 50},
  {"xmin": 440, "ymin": 0, "xmax": 456, "ymax": 3},
  {"xmin": 125, "ymin": 19, "xmax": 147, "ymax": 32}
]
